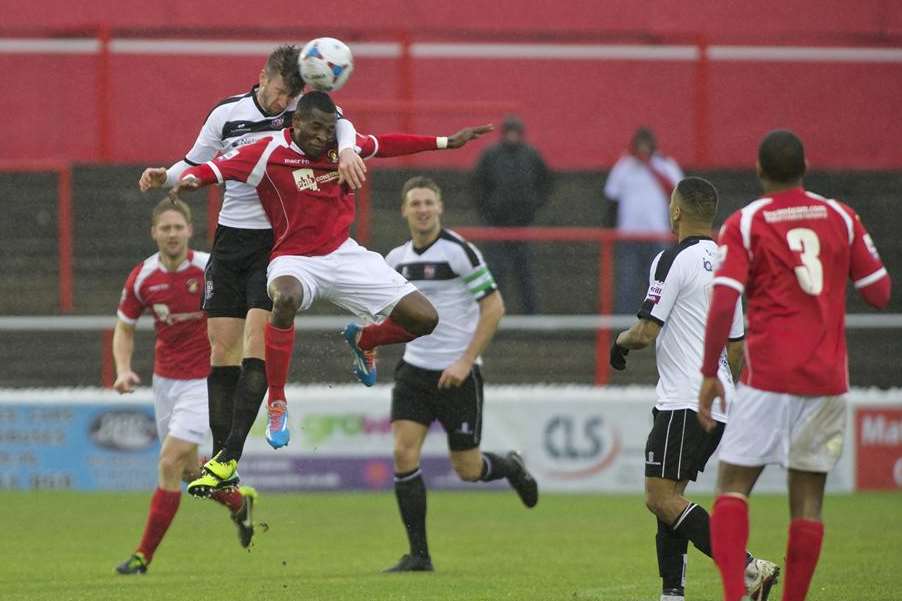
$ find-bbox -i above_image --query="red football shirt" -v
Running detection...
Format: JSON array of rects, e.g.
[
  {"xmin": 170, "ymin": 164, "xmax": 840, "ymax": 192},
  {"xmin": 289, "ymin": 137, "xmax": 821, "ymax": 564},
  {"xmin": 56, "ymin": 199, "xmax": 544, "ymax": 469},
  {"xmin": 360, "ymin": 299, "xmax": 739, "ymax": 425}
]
[
  {"xmin": 713, "ymin": 187, "xmax": 887, "ymax": 395},
  {"xmin": 182, "ymin": 129, "xmax": 441, "ymax": 258},
  {"xmin": 117, "ymin": 250, "xmax": 211, "ymax": 380}
]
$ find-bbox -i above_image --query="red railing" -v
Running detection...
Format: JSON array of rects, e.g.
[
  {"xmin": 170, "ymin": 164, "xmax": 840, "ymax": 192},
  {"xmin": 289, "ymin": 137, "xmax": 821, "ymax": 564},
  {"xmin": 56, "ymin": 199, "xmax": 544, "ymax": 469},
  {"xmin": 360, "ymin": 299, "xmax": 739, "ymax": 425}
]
[
  {"xmin": 0, "ymin": 161, "xmax": 73, "ymax": 313},
  {"xmin": 454, "ymin": 227, "xmax": 674, "ymax": 385}
]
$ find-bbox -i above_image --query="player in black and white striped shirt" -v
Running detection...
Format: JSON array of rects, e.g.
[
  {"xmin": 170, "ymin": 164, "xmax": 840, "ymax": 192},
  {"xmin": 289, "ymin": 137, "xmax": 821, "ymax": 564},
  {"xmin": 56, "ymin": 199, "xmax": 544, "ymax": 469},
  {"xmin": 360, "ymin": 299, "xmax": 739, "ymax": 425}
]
[
  {"xmin": 136, "ymin": 45, "xmax": 367, "ymax": 483},
  {"xmin": 610, "ymin": 177, "xmax": 778, "ymax": 601},
  {"xmin": 374, "ymin": 176, "xmax": 538, "ymax": 573}
]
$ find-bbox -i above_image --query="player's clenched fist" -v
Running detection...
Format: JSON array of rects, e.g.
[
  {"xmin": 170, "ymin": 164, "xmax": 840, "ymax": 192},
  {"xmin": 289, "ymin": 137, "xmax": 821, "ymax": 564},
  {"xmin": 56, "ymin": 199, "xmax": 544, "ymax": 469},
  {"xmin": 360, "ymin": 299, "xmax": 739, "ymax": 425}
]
[{"xmin": 113, "ymin": 370, "xmax": 141, "ymax": 394}]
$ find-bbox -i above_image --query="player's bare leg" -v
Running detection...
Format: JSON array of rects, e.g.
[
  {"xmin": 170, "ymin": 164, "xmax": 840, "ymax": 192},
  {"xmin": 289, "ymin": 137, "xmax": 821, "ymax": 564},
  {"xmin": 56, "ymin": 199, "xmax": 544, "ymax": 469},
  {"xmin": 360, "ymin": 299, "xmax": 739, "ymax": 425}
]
[
  {"xmin": 117, "ymin": 436, "xmax": 195, "ymax": 574},
  {"xmin": 207, "ymin": 317, "xmax": 244, "ymax": 456},
  {"xmin": 385, "ymin": 420, "xmax": 434, "ymax": 572},
  {"xmin": 451, "ymin": 447, "xmax": 538, "ymax": 508},
  {"xmin": 710, "ymin": 462, "xmax": 765, "ymax": 601},
  {"xmin": 345, "ymin": 291, "xmax": 438, "ymax": 386},
  {"xmin": 781, "ymin": 469, "xmax": 827, "ymax": 601},
  {"xmin": 260, "ymin": 277, "xmax": 302, "ymax": 448}
]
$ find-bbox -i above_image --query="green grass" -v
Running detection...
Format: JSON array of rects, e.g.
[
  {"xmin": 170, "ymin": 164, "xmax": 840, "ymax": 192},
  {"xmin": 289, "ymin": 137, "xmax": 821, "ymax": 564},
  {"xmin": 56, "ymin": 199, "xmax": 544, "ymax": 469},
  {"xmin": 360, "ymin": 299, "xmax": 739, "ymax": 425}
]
[{"xmin": 2, "ymin": 491, "xmax": 900, "ymax": 601}]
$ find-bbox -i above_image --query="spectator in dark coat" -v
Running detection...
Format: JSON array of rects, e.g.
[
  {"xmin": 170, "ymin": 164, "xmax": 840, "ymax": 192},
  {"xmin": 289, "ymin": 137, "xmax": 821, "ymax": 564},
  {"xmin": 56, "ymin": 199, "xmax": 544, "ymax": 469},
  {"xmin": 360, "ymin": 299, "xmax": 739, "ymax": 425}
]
[{"xmin": 472, "ymin": 116, "xmax": 551, "ymax": 314}]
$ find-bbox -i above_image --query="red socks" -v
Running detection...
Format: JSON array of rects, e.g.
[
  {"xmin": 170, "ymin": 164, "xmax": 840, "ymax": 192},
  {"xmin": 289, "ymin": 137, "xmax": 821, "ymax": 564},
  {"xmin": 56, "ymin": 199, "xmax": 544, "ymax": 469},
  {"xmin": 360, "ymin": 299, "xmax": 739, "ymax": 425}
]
[
  {"xmin": 265, "ymin": 323, "xmax": 294, "ymax": 404},
  {"xmin": 711, "ymin": 495, "xmax": 749, "ymax": 601},
  {"xmin": 357, "ymin": 318, "xmax": 418, "ymax": 351},
  {"xmin": 782, "ymin": 519, "xmax": 824, "ymax": 601},
  {"xmin": 210, "ymin": 487, "xmax": 244, "ymax": 513},
  {"xmin": 137, "ymin": 488, "xmax": 181, "ymax": 562}
]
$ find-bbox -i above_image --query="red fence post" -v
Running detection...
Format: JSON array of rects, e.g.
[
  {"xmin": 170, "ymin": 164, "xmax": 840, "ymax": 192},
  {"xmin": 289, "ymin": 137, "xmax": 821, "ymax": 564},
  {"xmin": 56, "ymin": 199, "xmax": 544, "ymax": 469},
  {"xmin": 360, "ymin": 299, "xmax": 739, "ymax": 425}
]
[
  {"xmin": 694, "ymin": 35, "xmax": 710, "ymax": 167},
  {"xmin": 57, "ymin": 166, "xmax": 74, "ymax": 313},
  {"xmin": 101, "ymin": 328, "xmax": 115, "ymax": 388},
  {"xmin": 97, "ymin": 25, "xmax": 112, "ymax": 162},
  {"xmin": 594, "ymin": 238, "xmax": 615, "ymax": 386},
  {"xmin": 398, "ymin": 31, "xmax": 414, "ymax": 134}
]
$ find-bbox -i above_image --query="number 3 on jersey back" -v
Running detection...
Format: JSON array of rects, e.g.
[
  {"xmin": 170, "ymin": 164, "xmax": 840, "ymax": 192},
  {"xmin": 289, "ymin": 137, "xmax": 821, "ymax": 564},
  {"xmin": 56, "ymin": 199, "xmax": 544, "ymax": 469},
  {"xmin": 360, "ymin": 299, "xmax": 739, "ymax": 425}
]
[{"xmin": 786, "ymin": 228, "xmax": 823, "ymax": 295}]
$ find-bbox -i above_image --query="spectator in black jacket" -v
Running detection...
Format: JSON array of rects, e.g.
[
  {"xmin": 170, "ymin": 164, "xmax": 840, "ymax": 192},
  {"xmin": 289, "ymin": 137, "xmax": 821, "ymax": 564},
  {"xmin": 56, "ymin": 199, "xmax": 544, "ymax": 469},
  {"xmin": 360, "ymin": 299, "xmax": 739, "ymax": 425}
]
[{"xmin": 472, "ymin": 116, "xmax": 551, "ymax": 314}]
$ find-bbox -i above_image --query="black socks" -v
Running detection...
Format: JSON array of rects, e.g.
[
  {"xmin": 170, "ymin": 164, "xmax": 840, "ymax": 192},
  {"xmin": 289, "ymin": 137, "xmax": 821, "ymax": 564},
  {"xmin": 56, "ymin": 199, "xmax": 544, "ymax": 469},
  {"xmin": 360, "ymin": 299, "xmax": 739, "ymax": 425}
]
[
  {"xmin": 479, "ymin": 452, "xmax": 516, "ymax": 482},
  {"xmin": 394, "ymin": 468, "xmax": 429, "ymax": 558},
  {"xmin": 207, "ymin": 366, "xmax": 240, "ymax": 455},
  {"xmin": 220, "ymin": 358, "xmax": 267, "ymax": 462}
]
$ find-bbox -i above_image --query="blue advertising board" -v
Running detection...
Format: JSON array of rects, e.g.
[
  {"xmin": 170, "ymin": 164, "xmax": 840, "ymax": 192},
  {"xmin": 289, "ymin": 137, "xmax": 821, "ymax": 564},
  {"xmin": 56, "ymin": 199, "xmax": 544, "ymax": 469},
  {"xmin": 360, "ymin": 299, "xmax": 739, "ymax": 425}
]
[{"xmin": 0, "ymin": 399, "xmax": 159, "ymax": 490}]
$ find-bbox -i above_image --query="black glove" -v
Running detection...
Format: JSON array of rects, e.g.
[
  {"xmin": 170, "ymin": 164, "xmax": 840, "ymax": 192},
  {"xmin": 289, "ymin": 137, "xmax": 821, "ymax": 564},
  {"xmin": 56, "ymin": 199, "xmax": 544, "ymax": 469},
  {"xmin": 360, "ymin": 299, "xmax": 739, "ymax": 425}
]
[{"xmin": 609, "ymin": 341, "xmax": 629, "ymax": 371}]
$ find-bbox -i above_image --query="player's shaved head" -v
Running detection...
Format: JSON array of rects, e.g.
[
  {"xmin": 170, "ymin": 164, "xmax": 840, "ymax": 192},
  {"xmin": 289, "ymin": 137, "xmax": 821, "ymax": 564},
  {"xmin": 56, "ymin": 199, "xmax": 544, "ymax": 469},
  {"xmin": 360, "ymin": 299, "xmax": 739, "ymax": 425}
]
[
  {"xmin": 295, "ymin": 91, "xmax": 337, "ymax": 118},
  {"xmin": 758, "ymin": 129, "xmax": 806, "ymax": 184},
  {"xmin": 674, "ymin": 177, "xmax": 718, "ymax": 224}
]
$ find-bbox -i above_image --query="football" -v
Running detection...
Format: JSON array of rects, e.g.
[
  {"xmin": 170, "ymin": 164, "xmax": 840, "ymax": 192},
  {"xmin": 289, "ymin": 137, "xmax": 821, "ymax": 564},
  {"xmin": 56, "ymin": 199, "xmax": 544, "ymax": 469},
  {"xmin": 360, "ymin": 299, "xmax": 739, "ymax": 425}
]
[{"xmin": 299, "ymin": 37, "xmax": 354, "ymax": 92}]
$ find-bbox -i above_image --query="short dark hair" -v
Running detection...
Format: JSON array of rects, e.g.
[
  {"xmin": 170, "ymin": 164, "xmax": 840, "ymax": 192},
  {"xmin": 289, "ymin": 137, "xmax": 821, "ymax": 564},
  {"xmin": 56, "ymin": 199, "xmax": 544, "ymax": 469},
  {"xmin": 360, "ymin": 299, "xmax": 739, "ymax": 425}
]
[
  {"xmin": 675, "ymin": 176, "xmax": 718, "ymax": 223},
  {"xmin": 295, "ymin": 91, "xmax": 337, "ymax": 118},
  {"xmin": 401, "ymin": 176, "xmax": 442, "ymax": 205},
  {"xmin": 758, "ymin": 129, "xmax": 806, "ymax": 183},
  {"xmin": 152, "ymin": 198, "xmax": 192, "ymax": 226},
  {"xmin": 265, "ymin": 44, "xmax": 304, "ymax": 97}
]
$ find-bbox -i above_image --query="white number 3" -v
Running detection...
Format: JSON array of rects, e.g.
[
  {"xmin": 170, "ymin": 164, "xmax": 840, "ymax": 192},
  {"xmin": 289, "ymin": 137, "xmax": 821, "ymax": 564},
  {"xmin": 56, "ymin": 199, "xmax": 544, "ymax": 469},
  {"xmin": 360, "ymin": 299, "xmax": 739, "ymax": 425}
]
[{"xmin": 786, "ymin": 228, "xmax": 823, "ymax": 295}]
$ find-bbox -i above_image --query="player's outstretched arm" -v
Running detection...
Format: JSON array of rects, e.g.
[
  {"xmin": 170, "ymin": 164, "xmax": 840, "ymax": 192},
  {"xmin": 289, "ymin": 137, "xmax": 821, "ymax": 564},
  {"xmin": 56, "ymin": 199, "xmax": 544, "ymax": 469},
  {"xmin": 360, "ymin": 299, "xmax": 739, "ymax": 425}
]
[
  {"xmin": 363, "ymin": 124, "xmax": 494, "ymax": 159},
  {"xmin": 112, "ymin": 319, "xmax": 141, "ymax": 394},
  {"xmin": 446, "ymin": 124, "xmax": 494, "ymax": 149}
]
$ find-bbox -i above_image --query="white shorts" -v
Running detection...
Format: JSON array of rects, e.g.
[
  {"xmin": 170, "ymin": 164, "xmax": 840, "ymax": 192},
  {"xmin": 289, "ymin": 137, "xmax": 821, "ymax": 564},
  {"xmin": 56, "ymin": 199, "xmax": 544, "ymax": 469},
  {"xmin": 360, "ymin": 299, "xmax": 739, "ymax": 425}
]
[
  {"xmin": 152, "ymin": 375, "xmax": 208, "ymax": 446},
  {"xmin": 267, "ymin": 238, "xmax": 418, "ymax": 322},
  {"xmin": 719, "ymin": 384, "xmax": 846, "ymax": 472}
]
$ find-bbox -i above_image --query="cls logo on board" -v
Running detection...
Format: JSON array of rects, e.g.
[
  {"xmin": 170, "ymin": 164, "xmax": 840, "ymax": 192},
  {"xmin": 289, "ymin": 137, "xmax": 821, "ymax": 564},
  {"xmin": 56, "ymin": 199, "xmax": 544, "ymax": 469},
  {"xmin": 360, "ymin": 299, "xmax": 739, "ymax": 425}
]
[{"xmin": 541, "ymin": 414, "xmax": 621, "ymax": 480}]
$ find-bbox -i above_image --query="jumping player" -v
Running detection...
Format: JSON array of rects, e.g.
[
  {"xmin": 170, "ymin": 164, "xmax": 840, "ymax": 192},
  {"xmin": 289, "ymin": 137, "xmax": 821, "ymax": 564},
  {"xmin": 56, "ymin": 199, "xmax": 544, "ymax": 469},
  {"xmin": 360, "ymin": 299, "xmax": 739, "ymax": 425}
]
[{"xmin": 170, "ymin": 92, "xmax": 493, "ymax": 495}]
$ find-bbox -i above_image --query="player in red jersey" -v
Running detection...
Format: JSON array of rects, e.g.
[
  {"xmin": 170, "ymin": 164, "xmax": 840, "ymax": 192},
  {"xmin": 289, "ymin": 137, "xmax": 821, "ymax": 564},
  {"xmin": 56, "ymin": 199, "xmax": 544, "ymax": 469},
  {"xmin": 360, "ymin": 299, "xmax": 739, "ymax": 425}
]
[
  {"xmin": 697, "ymin": 131, "xmax": 892, "ymax": 601},
  {"xmin": 172, "ymin": 91, "xmax": 493, "ymax": 493},
  {"xmin": 114, "ymin": 200, "xmax": 258, "ymax": 575}
]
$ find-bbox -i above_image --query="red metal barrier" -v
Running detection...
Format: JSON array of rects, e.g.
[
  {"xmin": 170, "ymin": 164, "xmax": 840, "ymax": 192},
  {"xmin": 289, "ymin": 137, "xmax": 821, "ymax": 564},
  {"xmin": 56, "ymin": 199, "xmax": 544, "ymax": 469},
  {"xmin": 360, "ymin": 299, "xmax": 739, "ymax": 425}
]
[
  {"xmin": 453, "ymin": 226, "xmax": 674, "ymax": 386},
  {"xmin": 0, "ymin": 161, "xmax": 74, "ymax": 313}
]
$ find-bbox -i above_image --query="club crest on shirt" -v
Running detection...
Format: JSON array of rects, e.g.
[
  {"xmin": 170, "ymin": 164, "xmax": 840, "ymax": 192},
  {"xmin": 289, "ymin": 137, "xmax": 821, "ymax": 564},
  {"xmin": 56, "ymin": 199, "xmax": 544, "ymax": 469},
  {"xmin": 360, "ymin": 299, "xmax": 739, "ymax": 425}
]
[
  {"xmin": 186, "ymin": 278, "xmax": 199, "ymax": 295},
  {"xmin": 328, "ymin": 149, "xmax": 339, "ymax": 163}
]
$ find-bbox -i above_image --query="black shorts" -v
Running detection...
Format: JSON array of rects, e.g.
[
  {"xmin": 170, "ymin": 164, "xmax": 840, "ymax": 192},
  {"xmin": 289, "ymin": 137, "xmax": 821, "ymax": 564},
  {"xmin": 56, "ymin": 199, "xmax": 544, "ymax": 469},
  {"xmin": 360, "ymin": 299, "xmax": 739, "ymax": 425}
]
[
  {"xmin": 202, "ymin": 225, "xmax": 274, "ymax": 318},
  {"xmin": 644, "ymin": 408, "xmax": 725, "ymax": 482},
  {"xmin": 391, "ymin": 360, "xmax": 484, "ymax": 452}
]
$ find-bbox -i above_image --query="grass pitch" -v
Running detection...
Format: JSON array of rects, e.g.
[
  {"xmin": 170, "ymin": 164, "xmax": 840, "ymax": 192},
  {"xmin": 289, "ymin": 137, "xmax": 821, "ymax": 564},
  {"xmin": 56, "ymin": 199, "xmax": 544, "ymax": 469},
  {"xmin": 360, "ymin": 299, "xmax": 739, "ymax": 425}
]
[{"xmin": 2, "ymin": 491, "xmax": 900, "ymax": 601}]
